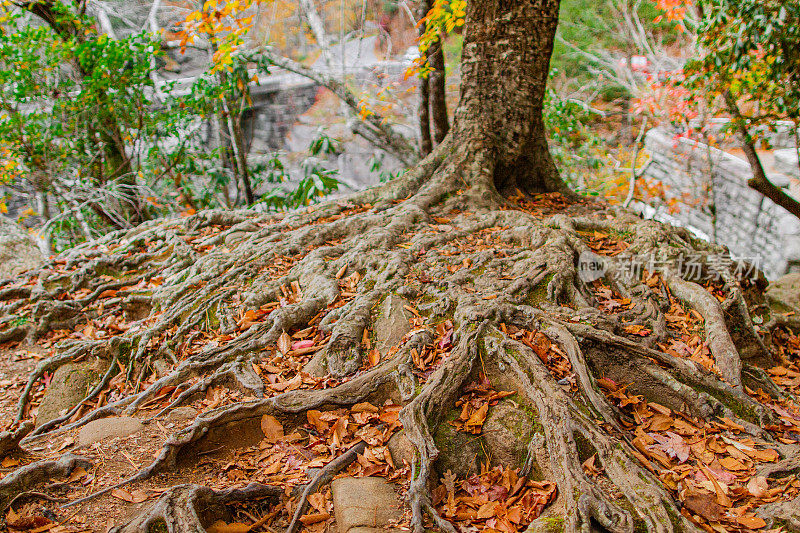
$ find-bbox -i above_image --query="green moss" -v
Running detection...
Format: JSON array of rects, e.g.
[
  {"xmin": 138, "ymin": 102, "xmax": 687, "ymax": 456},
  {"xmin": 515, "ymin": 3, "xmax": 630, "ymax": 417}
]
[
  {"xmin": 693, "ymin": 382, "xmax": 761, "ymax": 424},
  {"xmin": 433, "ymin": 407, "xmax": 487, "ymax": 471},
  {"xmin": 526, "ymin": 273, "xmax": 555, "ymax": 306},
  {"xmin": 609, "ymin": 228, "xmax": 634, "ymax": 241},
  {"xmin": 148, "ymin": 519, "xmax": 169, "ymax": 533},
  {"xmin": 572, "ymin": 431, "xmax": 597, "ymax": 463},
  {"xmin": 538, "ymin": 516, "xmax": 565, "ymax": 533},
  {"xmin": 205, "ymin": 302, "xmax": 220, "ymax": 330}
]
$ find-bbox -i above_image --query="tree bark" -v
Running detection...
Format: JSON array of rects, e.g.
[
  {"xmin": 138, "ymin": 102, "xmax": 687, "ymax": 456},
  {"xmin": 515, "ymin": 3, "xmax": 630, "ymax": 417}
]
[
  {"xmin": 418, "ymin": 75, "xmax": 433, "ymax": 157},
  {"xmin": 428, "ymin": 39, "xmax": 450, "ymax": 144},
  {"xmin": 7, "ymin": 5, "xmax": 795, "ymax": 533},
  {"xmin": 723, "ymin": 91, "xmax": 800, "ymax": 220},
  {"xmin": 19, "ymin": 0, "xmax": 142, "ymax": 226},
  {"xmin": 454, "ymin": 0, "xmax": 568, "ymax": 196},
  {"xmin": 417, "ymin": 0, "xmax": 433, "ymax": 157}
]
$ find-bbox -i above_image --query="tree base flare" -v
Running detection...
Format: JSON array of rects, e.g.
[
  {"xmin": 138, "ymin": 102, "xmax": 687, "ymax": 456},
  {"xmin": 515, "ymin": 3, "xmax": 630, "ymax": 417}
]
[{"xmin": 1, "ymin": 156, "xmax": 799, "ymax": 533}]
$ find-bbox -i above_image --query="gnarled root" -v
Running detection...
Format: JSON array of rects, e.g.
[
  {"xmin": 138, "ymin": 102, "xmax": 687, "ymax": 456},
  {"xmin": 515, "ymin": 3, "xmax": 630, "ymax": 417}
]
[
  {"xmin": 110, "ymin": 483, "xmax": 282, "ymax": 533},
  {"xmin": 0, "ymin": 454, "xmax": 91, "ymax": 511}
]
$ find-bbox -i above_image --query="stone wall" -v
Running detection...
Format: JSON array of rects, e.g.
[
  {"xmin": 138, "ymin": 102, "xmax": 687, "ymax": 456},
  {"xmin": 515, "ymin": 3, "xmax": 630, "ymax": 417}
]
[
  {"xmin": 641, "ymin": 128, "xmax": 800, "ymax": 279},
  {"xmin": 243, "ymin": 81, "xmax": 321, "ymax": 153}
]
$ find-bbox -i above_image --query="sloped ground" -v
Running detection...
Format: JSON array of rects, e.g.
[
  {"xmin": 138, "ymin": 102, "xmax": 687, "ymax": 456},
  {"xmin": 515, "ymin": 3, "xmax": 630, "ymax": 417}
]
[{"xmin": 1, "ymin": 183, "xmax": 800, "ymax": 533}]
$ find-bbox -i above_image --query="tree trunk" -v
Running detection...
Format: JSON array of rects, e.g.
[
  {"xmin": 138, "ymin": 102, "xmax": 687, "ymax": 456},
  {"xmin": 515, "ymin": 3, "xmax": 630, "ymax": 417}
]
[
  {"xmin": 417, "ymin": 0, "xmax": 433, "ymax": 157},
  {"xmin": 454, "ymin": 0, "xmax": 568, "ymax": 196},
  {"xmin": 20, "ymin": 0, "xmax": 142, "ymax": 227},
  {"xmin": 418, "ymin": 75, "xmax": 433, "ymax": 157},
  {"xmin": 428, "ymin": 39, "xmax": 450, "ymax": 144}
]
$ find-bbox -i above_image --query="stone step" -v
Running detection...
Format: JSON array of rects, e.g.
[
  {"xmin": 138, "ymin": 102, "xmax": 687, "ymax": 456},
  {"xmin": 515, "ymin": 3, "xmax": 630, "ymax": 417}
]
[
  {"xmin": 77, "ymin": 416, "xmax": 144, "ymax": 447},
  {"xmin": 331, "ymin": 476, "xmax": 402, "ymax": 533}
]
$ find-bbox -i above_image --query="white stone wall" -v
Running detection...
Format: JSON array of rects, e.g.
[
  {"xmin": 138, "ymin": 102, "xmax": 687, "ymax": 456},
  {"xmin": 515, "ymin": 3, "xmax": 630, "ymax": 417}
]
[{"xmin": 642, "ymin": 128, "xmax": 800, "ymax": 279}]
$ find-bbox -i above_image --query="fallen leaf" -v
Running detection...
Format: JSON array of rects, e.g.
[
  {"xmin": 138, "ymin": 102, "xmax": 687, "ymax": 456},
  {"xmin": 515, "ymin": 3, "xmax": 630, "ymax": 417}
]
[
  {"xmin": 718, "ymin": 456, "xmax": 748, "ymax": 471},
  {"xmin": 1, "ymin": 456, "xmax": 19, "ymax": 467},
  {"xmin": 737, "ymin": 515, "xmax": 766, "ymax": 529},
  {"xmin": 206, "ymin": 521, "xmax": 251, "ymax": 533},
  {"xmin": 67, "ymin": 466, "xmax": 87, "ymax": 482},
  {"xmin": 111, "ymin": 488, "xmax": 135, "ymax": 503},
  {"xmin": 278, "ymin": 332, "xmax": 292, "ymax": 355},
  {"xmin": 292, "ymin": 339, "xmax": 315, "ymax": 351},
  {"xmin": 261, "ymin": 415, "xmax": 284, "ymax": 442},
  {"xmin": 682, "ymin": 491, "xmax": 724, "ymax": 522},
  {"xmin": 746, "ymin": 476, "xmax": 769, "ymax": 498},
  {"xmin": 368, "ymin": 348, "xmax": 380, "ymax": 367},
  {"xmin": 299, "ymin": 512, "xmax": 330, "ymax": 525},
  {"xmin": 465, "ymin": 403, "xmax": 489, "ymax": 430},
  {"xmin": 477, "ymin": 501, "xmax": 500, "ymax": 519}
]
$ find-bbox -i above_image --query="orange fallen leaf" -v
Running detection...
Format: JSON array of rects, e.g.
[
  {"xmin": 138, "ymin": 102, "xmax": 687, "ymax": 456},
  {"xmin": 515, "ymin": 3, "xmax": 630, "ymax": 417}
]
[
  {"xmin": 111, "ymin": 488, "xmax": 135, "ymax": 502},
  {"xmin": 277, "ymin": 332, "xmax": 292, "ymax": 355},
  {"xmin": 207, "ymin": 521, "xmax": 251, "ymax": 533},
  {"xmin": 737, "ymin": 515, "xmax": 766, "ymax": 529},
  {"xmin": 261, "ymin": 415, "xmax": 284, "ymax": 442},
  {"xmin": 1, "ymin": 456, "xmax": 19, "ymax": 467},
  {"xmin": 299, "ymin": 512, "xmax": 330, "ymax": 525},
  {"xmin": 67, "ymin": 466, "xmax": 87, "ymax": 482},
  {"xmin": 746, "ymin": 476, "xmax": 769, "ymax": 498}
]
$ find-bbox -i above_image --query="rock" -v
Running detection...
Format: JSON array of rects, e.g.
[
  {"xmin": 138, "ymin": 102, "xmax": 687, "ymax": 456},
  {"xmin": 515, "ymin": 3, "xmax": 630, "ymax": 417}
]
[
  {"xmin": 77, "ymin": 416, "xmax": 144, "ymax": 446},
  {"xmin": 526, "ymin": 516, "xmax": 567, "ymax": 532},
  {"xmin": 374, "ymin": 295, "xmax": 413, "ymax": 357},
  {"xmin": 303, "ymin": 348, "xmax": 328, "ymax": 377},
  {"xmin": 774, "ymin": 148, "xmax": 800, "ymax": 177},
  {"xmin": 166, "ymin": 406, "xmax": 198, "ymax": 422},
  {"xmin": 767, "ymin": 273, "xmax": 800, "ymax": 313},
  {"xmin": 0, "ymin": 422, "xmax": 33, "ymax": 456},
  {"xmin": 347, "ymin": 527, "xmax": 403, "ymax": 533},
  {"xmin": 433, "ymin": 414, "xmax": 481, "ymax": 477},
  {"xmin": 0, "ymin": 215, "xmax": 43, "ymax": 279},
  {"xmin": 387, "ymin": 430, "xmax": 415, "ymax": 468},
  {"xmin": 331, "ymin": 477, "xmax": 402, "ymax": 532},
  {"xmin": 767, "ymin": 172, "xmax": 792, "ymax": 188},
  {"xmin": 482, "ymin": 401, "xmax": 538, "ymax": 470},
  {"xmin": 37, "ymin": 359, "xmax": 109, "ymax": 427}
]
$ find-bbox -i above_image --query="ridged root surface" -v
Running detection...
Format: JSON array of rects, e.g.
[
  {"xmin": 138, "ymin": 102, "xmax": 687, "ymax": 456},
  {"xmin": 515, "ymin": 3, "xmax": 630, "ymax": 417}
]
[{"xmin": 1, "ymin": 142, "xmax": 798, "ymax": 533}]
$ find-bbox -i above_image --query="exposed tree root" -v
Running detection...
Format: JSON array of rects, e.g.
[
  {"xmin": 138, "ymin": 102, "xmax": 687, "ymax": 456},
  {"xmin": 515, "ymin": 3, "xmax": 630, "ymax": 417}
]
[
  {"xmin": 2, "ymin": 150, "xmax": 799, "ymax": 532},
  {"xmin": 285, "ymin": 440, "xmax": 366, "ymax": 533},
  {"xmin": 0, "ymin": 421, "xmax": 32, "ymax": 456},
  {"xmin": 109, "ymin": 483, "xmax": 283, "ymax": 533},
  {"xmin": 0, "ymin": 454, "xmax": 90, "ymax": 511}
]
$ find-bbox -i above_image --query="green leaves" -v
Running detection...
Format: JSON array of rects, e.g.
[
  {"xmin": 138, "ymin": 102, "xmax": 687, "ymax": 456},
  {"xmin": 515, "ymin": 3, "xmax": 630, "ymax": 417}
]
[{"xmin": 689, "ymin": 0, "xmax": 800, "ymax": 124}]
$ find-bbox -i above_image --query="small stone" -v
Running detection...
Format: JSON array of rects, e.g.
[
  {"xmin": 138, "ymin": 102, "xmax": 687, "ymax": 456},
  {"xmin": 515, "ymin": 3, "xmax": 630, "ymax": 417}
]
[
  {"xmin": 331, "ymin": 477, "xmax": 401, "ymax": 532},
  {"xmin": 387, "ymin": 430, "xmax": 415, "ymax": 468},
  {"xmin": 374, "ymin": 295, "xmax": 413, "ymax": 357},
  {"xmin": 0, "ymin": 215, "xmax": 44, "ymax": 278},
  {"xmin": 303, "ymin": 348, "xmax": 328, "ymax": 377},
  {"xmin": 166, "ymin": 407, "xmax": 198, "ymax": 422},
  {"xmin": 77, "ymin": 416, "xmax": 144, "ymax": 447},
  {"xmin": 482, "ymin": 401, "xmax": 537, "ymax": 469},
  {"xmin": 37, "ymin": 359, "xmax": 109, "ymax": 427},
  {"xmin": 433, "ymin": 419, "xmax": 481, "ymax": 477},
  {"xmin": 774, "ymin": 148, "xmax": 800, "ymax": 177},
  {"xmin": 767, "ymin": 273, "xmax": 800, "ymax": 313}
]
